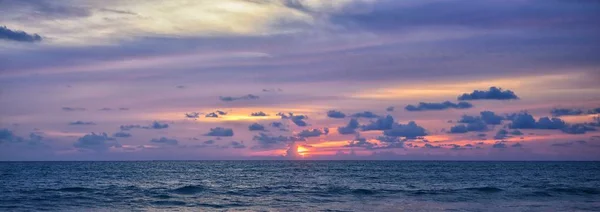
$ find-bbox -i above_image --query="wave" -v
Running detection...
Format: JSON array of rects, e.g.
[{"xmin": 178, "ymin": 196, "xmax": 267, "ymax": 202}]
[
  {"xmin": 546, "ymin": 187, "xmax": 599, "ymax": 195},
  {"xmin": 170, "ymin": 185, "xmax": 205, "ymax": 195},
  {"xmin": 55, "ymin": 187, "xmax": 95, "ymax": 192},
  {"xmin": 463, "ymin": 186, "xmax": 504, "ymax": 193}
]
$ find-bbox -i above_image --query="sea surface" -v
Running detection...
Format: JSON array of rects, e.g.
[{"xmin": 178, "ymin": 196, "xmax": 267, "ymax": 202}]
[{"xmin": 1, "ymin": 161, "xmax": 599, "ymax": 211}]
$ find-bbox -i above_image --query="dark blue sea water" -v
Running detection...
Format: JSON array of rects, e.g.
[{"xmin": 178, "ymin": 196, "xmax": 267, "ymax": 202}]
[{"xmin": 1, "ymin": 161, "xmax": 599, "ymax": 211}]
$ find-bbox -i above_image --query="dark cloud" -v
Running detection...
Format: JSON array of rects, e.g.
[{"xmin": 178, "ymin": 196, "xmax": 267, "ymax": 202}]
[
  {"xmin": 279, "ymin": 113, "xmax": 308, "ymax": 127},
  {"xmin": 68, "ymin": 121, "xmax": 96, "ymax": 125},
  {"xmin": 511, "ymin": 143, "xmax": 523, "ymax": 148},
  {"xmin": 250, "ymin": 111, "xmax": 268, "ymax": 116},
  {"xmin": 74, "ymin": 132, "xmax": 119, "ymax": 151},
  {"xmin": 405, "ymin": 101, "xmax": 473, "ymax": 111},
  {"xmin": 492, "ymin": 142, "xmax": 507, "ymax": 149},
  {"xmin": 0, "ymin": 26, "xmax": 42, "ymax": 42},
  {"xmin": 480, "ymin": 111, "xmax": 504, "ymax": 125},
  {"xmin": 361, "ymin": 115, "xmax": 394, "ymax": 131},
  {"xmin": 230, "ymin": 141, "xmax": 246, "ymax": 149},
  {"xmin": 551, "ymin": 140, "xmax": 588, "ymax": 147},
  {"xmin": 508, "ymin": 112, "xmax": 567, "ymax": 130},
  {"xmin": 119, "ymin": 121, "xmax": 169, "ymax": 130},
  {"xmin": 449, "ymin": 117, "xmax": 488, "ymax": 134},
  {"xmin": 113, "ymin": 131, "xmax": 131, "ymax": 138},
  {"xmin": 176, "ymin": 85, "xmax": 186, "ymax": 89},
  {"xmin": 150, "ymin": 137, "xmax": 178, "ymax": 145},
  {"xmin": 423, "ymin": 143, "xmax": 441, "ymax": 149},
  {"xmin": 271, "ymin": 122, "xmax": 285, "ymax": 129},
  {"xmin": 351, "ymin": 111, "xmax": 379, "ymax": 118},
  {"xmin": 0, "ymin": 128, "xmax": 24, "ymax": 143},
  {"xmin": 494, "ymin": 129, "xmax": 524, "ymax": 140},
  {"xmin": 219, "ymin": 94, "xmax": 259, "ymax": 102},
  {"xmin": 386, "ymin": 106, "xmax": 395, "ymax": 112},
  {"xmin": 148, "ymin": 121, "xmax": 169, "ymax": 129},
  {"xmin": 536, "ymin": 117, "xmax": 567, "ymax": 129},
  {"xmin": 205, "ymin": 112, "xmax": 220, "ymax": 118},
  {"xmin": 62, "ymin": 107, "xmax": 86, "ymax": 112},
  {"xmin": 383, "ymin": 121, "xmax": 427, "ymax": 139},
  {"xmin": 297, "ymin": 128, "xmax": 326, "ymax": 138},
  {"xmin": 458, "ymin": 87, "xmax": 519, "ymax": 101},
  {"xmin": 345, "ymin": 135, "xmax": 375, "ymax": 148},
  {"xmin": 375, "ymin": 136, "xmax": 406, "ymax": 149},
  {"xmin": 262, "ymin": 88, "xmax": 282, "ymax": 92},
  {"xmin": 248, "ymin": 123, "xmax": 266, "ymax": 131},
  {"xmin": 327, "ymin": 110, "xmax": 346, "ymax": 118},
  {"xmin": 588, "ymin": 108, "xmax": 600, "ymax": 115},
  {"xmin": 337, "ymin": 118, "xmax": 359, "ymax": 134},
  {"xmin": 205, "ymin": 127, "xmax": 234, "ymax": 137},
  {"xmin": 203, "ymin": 140, "xmax": 215, "ymax": 145},
  {"xmin": 185, "ymin": 112, "xmax": 200, "ymax": 119},
  {"xmin": 99, "ymin": 108, "xmax": 112, "ymax": 111},
  {"xmin": 550, "ymin": 108, "xmax": 584, "ymax": 117},
  {"xmin": 561, "ymin": 124, "xmax": 596, "ymax": 134},
  {"xmin": 252, "ymin": 132, "xmax": 304, "ymax": 149}
]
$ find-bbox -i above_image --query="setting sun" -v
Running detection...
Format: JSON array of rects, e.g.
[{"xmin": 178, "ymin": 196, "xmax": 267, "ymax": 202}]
[{"xmin": 297, "ymin": 146, "xmax": 309, "ymax": 156}]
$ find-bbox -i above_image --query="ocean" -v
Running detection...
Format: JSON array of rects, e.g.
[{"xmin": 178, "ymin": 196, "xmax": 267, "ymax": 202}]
[{"xmin": 1, "ymin": 161, "xmax": 599, "ymax": 211}]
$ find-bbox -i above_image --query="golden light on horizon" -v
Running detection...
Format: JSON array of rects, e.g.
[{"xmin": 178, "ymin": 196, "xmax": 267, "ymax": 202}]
[{"xmin": 297, "ymin": 146, "xmax": 309, "ymax": 156}]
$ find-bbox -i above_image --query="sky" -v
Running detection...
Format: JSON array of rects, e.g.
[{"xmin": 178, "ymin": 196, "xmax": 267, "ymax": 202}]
[{"xmin": 1, "ymin": 0, "xmax": 599, "ymax": 161}]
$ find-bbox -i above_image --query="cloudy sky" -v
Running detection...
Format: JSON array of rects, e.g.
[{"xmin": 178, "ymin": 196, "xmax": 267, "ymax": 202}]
[{"xmin": 1, "ymin": 0, "xmax": 599, "ymax": 161}]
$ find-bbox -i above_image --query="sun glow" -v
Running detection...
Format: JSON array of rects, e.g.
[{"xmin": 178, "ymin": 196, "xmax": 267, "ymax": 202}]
[{"xmin": 297, "ymin": 146, "xmax": 309, "ymax": 156}]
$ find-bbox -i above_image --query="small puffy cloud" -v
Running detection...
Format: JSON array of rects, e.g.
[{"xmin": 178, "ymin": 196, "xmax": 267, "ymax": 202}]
[
  {"xmin": 588, "ymin": 108, "xmax": 600, "ymax": 115},
  {"xmin": 0, "ymin": 25, "xmax": 42, "ymax": 42},
  {"xmin": 230, "ymin": 141, "xmax": 246, "ymax": 149},
  {"xmin": 120, "ymin": 124, "xmax": 141, "ymax": 131},
  {"xmin": 279, "ymin": 113, "xmax": 308, "ymax": 127},
  {"xmin": 68, "ymin": 121, "xmax": 96, "ymax": 125},
  {"xmin": 337, "ymin": 118, "xmax": 359, "ymax": 134},
  {"xmin": 492, "ymin": 142, "xmax": 507, "ymax": 149},
  {"xmin": 297, "ymin": 129, "xmax": 325, "ymax": 138},
  {"xmin": 119, "ymin": 108, "xmax": 129, "ymax": 111},
  {"xmin": 119, "ymin": 121, "xmax": 168, "ymax": 130},
  {"xmin": 248, "ymin": 123, "xmax": 266, "ymax": 131},
  {"xmin": 551, "ymin": 108, "xmax": 583, "ymax": 117},
  {"xmin": 423, "ymin": 143, "xmax": 441, "ymax": 149},
  {"xmin": 551, "ymin": 140, "xmax": 587, "ymax": 147},
  {"xmin": 271, "ymin": 122, "xmax": 284, "ymax": 128},
  {"xmin": 62, "ymin": 107, "xmax": 86, "ymax": 112},
  {"xmin": 250, "ymin": 111, "xmax": 268, "ymax": 116},
  {"xmin": 205, "ymin": 112, "xmax": 220, "ymax": 118},
  {"xmin": 113, "ymin": 132, "xmax": 131, "ymax": 138},
  {"xmin": 99, "ymin": 108, "xmax": 112, "ymax": 111},
  {"xmin": 386, "ymin": 106, "xmax": 395, "ymax": 112},
  {"xmin": 405, "ymin": 101, "xmax": 472, "ymax": 111},
  {"xmin": 205, "ymin": 127, "xmax": 234, "ymax": 137},
  {"xmin": 74, "ymin": 132, "xmax": 119, "ymax": 151},
  {"xmin": 375, "ymin": 136, "xmax": 405, "ymax": 149},
  {"xmin": 150, "ymin": 137, "xmax": 178, "ymax": 145},
  {"xmin": 252, "ymin": 132, "xmax": 304, "ymax": 149},
  {"xmin": 561, "ymin": 124, "xmax": 596, "ymax": 134},
  {"xmin": 383, "ymin": 121, "xmax": 427, "ymax": 139},
  {"xmin": 149, "ymin": 121, "xmax": 169, "ymax": 129},
  {"xmin": 457, "ymin": 87, "xmax": 519, "ymax": 101},
  {"xmin": 361, "ymin": 115, "xmax": 394, "ymax": 131},
  {"xmin": 494, "ymin": 129, "xmax": 524, "ymax": 140},
  {"xmin": 185, "ymin": 112, "xmax": 200, "ymax": 119},
  {"xmin": 345, "ymin": 135, "xmax": 375, "ymax": 148},
  {"xmin": 327, "ymin": 110, "xmax": 346, "ymax": 118},
  {"xmin": 219, "ymin": 94, "xmax": 259, "ymax": 102},
  {"xmin": 351, "ymin": 111, "xmax": 379, "ymax": 118},
  {"xmin": 203, "ymin": 140, "xmax": 215, "ymax": 145},
  {"xmin": 0, "ymin": 128, "xmax": 24, "ymax": 143},
  {"xmin": 511, "ymin": 143, "xmax": 523, "ymax": 148}
]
